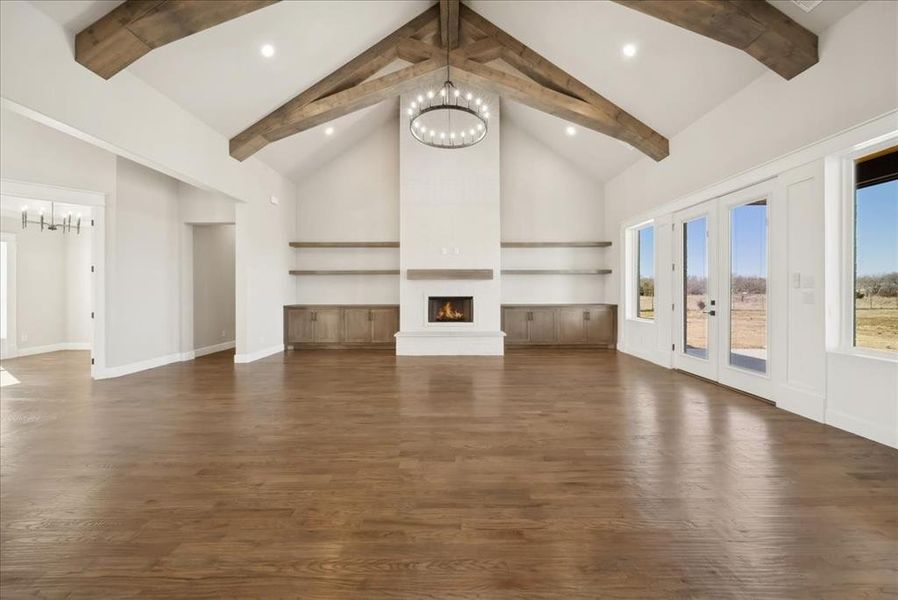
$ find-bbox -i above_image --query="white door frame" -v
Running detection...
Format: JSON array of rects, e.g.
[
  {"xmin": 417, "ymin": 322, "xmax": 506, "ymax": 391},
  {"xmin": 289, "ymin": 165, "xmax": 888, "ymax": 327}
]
[
  {"xmin": 0, "ymin": 179, "xmax": 106, "ymax": 378},
  {"xmin": 672, "ymin": 200, "xmax": 719, "ymax": 381},
  {"xmin": 0, "ymin": 232, "xmax": 17, "ymax": 359},
  {"xmin": 671, "ymin": 180, "xmax": 776, "ymax": 401},
  {"xmin": 716, "ymin": 180, "xmax": 775, "ymax": 400}
]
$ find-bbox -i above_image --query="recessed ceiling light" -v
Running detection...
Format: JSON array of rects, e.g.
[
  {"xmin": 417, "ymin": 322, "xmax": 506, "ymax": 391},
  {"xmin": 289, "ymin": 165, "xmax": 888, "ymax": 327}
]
[
  {"xmin": 565, "ymin": 126, "xmax": 577, "ymax": 136},
  {"xmin": 260, "ymin": 43, "xmax": 275, "ymax": 58},
  {"xmin": 622, "ymin": 43, "xmax": 637, "ymax": 58},
  {"xmin": 324, "ymin": 127, "xmax": 334, "ymax": 136}
]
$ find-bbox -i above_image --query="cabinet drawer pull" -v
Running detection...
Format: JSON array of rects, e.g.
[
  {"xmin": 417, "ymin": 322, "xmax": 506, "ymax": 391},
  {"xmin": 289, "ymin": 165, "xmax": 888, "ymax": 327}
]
[{"xmin": 584, "ymin": 311, "xmax": 590, "ymax": 320}]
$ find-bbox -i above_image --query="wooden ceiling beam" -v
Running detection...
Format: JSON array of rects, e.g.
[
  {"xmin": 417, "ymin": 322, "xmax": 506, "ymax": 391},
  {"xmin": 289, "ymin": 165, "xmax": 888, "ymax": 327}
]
[
  {"xmin": 451, "ymin": 56, "xmax": 669, "ymax": 161},
  {"xmin": 613, "ymin": 0, "xmax": 818, "ymax": 80},
  {"xmin": 229, "ymin": 5, "xmax": 439, "ymax": 160},
  {"xmin": 76, "ymin": 0, "xmax": 278, "ymax": 79},
  {"xmin": 440, "ymin": 0, "xmax": 460, "ymax": 49},
  {"xmin": 262, "ymin": 59, "xmax": 446, "ymax": 144},
  {"xmin": 457, "ymin": 5, "xmax": 668, "ymax": 160}
]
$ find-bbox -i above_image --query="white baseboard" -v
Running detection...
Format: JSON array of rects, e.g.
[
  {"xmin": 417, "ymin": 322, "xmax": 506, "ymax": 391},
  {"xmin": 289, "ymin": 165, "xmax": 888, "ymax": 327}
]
[
  {"xmin": 233, "ymin": 344, "xmax": 284, "ymax": 364},
  {"xmin": 825, "ymin": 407, "xmax": 897, "ymax": 449},
  {"xmin": 8, "ymin": 342, "xmax": 91, "ymax": 358},
  {"xmin": 775, "ymin": 384, "xmax": 825, "ymax": 423},
  {"xmin": 618, "ymin": 344, "xmax": 672, "ymax": 368},
  {"xmin": 191, "ymin": 341, "xmax": 235, "ymax": 359},
  {"xmin": 94, "ymin": 352, "xmax": 184, "ymax": 380}
]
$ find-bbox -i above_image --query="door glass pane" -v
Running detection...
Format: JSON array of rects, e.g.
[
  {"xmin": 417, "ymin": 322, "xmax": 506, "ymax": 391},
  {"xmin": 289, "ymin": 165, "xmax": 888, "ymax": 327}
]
[
  {"xmin": 637, "ymin": 227, "xmax": 655, "ymax": 319},
  {"xmin": 730, "ymin": 199, "xmax": 767, "ymax": 373},
  {"xmin": 684, "ymin": 217, "xmax": 708, "ymax": 358}
]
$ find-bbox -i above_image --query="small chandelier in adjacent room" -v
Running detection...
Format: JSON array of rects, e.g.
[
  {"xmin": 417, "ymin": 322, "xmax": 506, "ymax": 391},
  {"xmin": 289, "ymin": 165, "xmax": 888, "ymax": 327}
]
[
  {"xmin": 407, "ymin": 49, "xmax": 489, "ymax": 149},
  {"xmin": 20, "ymin": 202, "xmax": 82, "ymax": 234}
]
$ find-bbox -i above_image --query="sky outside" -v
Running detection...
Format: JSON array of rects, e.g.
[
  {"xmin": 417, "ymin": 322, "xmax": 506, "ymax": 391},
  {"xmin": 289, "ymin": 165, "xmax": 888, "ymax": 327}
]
[{"xmin": 856, "ymin": 179, "xmax": 898, "ymax": 276}]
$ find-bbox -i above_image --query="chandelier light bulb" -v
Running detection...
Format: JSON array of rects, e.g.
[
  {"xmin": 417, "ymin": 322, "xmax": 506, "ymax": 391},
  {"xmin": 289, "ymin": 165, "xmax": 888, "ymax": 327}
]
[
  {"xmin": 454, "ymin": 89, "xmax": 460, "ymax": 97},
  {"xmin": 411, "ymin": 101, "xmax": 417, "ymax": 108},
  {"xmin": 466, "ymin": 92, "xmax": 473, "ymax": 101},
  {"xmin": 439, "ymin": 88, "xmax": 446, "ymax": 97},
  {"xmin": 475, "ymin": 98, "xmax": 481, "ymax": 106},
  {"xmin": 430, "ymin": 130, "xmax": 435, "ymax": 136},
  {"xmin": 482, "ymin": 105, "xmax": 488, "ymax": 112},
  {"xmin": 450, "ymin": 132, "xmax": 456, "ymax": 139},
  {"xmin": 417, "ymin": 95, "xmax": 424, "ymax": 103},
  {"xmin": 407, "ymin": 108, "xmax": 413, "ymax": 115},
  {"xmin": 427, "ymin": 90, "xmax": 434, "ymax": 99},
  {"xmin": 484, "ymin": 112, "xmax": 490, "ymax": 119},
  {"xmin": 439, "ymin": 132, "xmax": 446, "ymax": 139}
]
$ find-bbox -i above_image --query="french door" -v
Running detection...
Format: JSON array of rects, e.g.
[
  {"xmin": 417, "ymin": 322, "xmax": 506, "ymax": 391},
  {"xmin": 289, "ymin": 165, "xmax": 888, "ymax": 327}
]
[{"xmin": 673, "ymin": 182, "xmax": 773, "ymax": 400}]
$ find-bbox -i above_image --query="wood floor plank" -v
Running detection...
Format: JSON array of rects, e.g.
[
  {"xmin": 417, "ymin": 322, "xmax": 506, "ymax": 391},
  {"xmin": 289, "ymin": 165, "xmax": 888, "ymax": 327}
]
[{"xmin": 0, "ymin": 349, "xmax": 895, "ymax": 598}]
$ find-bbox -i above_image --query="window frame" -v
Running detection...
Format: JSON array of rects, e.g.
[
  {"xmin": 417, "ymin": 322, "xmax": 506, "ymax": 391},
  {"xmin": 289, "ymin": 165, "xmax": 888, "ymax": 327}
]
[
  {"xmin": 634, "ymin": 223, "xmax": 656, "ymax": 322},
  {"xmin": 835, "ymin": 140, "xmax": 898, "ymax": 361}
]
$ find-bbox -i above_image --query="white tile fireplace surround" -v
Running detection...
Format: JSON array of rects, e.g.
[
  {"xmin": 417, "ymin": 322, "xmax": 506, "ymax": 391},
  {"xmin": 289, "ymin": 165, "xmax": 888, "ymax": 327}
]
[{"xmin": 395, "ymin": 89, "xmax": 504, "ymax": 356}]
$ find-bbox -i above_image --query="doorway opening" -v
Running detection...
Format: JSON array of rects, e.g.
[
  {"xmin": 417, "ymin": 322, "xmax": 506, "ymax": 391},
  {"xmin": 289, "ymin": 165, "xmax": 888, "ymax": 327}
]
[
  {"xmin": 1, "ymin": 182, "xmax": 104, "ymax": 381},
  {"xmin": 190, "ymin": 223, "xmax": 236, "ymax": 359}
]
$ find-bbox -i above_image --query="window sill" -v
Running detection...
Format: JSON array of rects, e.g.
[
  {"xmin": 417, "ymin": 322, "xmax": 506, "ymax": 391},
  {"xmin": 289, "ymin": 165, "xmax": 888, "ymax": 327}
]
[
  {"xmin": 628, "ymin": 317, "xmax": 656, "ymax": 325},
  {"xmin": 827, "ymin": 347, "xmax": 898, "ymax": 364}
]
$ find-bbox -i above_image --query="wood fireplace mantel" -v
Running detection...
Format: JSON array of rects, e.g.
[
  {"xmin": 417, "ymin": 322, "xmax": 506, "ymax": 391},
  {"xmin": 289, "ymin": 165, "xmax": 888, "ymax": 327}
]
[{"xmin": 406, "ymin": 269, "xmax": 494, "ymax": 280}]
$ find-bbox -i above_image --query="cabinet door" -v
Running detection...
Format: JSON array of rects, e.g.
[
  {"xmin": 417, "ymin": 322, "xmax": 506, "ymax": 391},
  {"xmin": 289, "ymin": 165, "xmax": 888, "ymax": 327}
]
[
  {"xmin": 286, "ymin": 308, "xmax": 315, "ymax": 344},
  {"xmin": 529, "ymin": 308, "xmax": 558, "ymax": 344},
  {"xmin": 586, "ymin": 306, "xmax": 616, "ymax": 346},
  {"xmin": 371, "ymin": 308, "xmax": 399, "ymax": 343},
  {"xmin": 502, "ymin": 308, "xmax": 530, "ymax": 343},
  {"xmin": 558, "ymin": 307, "xmax": 587, "ymax": 344},
  {"xmin": 344, "ymin": 308, "xmax": 372, "ymax": 343},
  {"xmin": 314, "ymin": 308, "xmax": 343, "ymax": 343}
]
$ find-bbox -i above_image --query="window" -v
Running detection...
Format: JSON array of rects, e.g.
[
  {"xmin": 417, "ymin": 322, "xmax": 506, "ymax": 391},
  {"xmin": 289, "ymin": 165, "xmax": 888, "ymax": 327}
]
[
  {"xmin": 637, "ymin": 226, "xmax": 655, "ymax": 319},
  {"xmin": 854, "ymin": 147, "xmax": 898, "ymax": 352}
]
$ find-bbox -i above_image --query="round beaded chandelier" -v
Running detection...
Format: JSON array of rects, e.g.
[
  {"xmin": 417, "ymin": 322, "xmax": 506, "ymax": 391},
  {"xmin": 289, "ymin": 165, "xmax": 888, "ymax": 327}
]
[{"xmin": 406, "ymin": 50, "xmax": 489, "ymax": 150}]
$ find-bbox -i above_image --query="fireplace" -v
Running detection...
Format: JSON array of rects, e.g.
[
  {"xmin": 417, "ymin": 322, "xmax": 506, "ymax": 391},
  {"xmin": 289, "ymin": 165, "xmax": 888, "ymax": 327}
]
[{"xmin": 428, "ymin": 296, "xmax": 473, "ymax": 323}]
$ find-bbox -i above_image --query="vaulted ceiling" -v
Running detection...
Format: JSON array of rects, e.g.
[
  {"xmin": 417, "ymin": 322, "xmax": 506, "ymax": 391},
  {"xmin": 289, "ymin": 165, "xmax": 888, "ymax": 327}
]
[{"xmin": 32, "ymin": 0, "xmax": 861, "ymax": 184}]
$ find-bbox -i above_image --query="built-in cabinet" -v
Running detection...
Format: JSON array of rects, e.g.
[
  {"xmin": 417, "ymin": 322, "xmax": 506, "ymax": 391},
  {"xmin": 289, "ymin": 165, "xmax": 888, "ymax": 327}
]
[
  {"xmin": 284, "ymin": 305, "xmax": 399, "ymax": 348},
  {"xmin": 502, "ymin": 304, "xmax": 616, "ymax": 347}
]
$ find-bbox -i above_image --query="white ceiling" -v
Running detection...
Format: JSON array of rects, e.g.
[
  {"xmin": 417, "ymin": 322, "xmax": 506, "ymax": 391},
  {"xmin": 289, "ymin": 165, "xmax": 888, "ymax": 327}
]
[{"xmin": 31, "ymin": 0, "xmax": 861, "ymax": 185}]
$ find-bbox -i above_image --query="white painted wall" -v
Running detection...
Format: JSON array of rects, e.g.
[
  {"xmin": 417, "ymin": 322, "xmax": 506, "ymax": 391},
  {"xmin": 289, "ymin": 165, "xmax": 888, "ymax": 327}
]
[
  {"xmin": 605, "ymin": 1, "xmax": 898, "ymax": 447},
  {"xmin": 397, "ymin": 91, "xmax": 503, "ymax": 355},
  {"xmin": 107, "ymin": 157, "xmax": 181, "ymax": 368},
  {"xmin": 287, "ymin": 109, "xmax": 608, "ymax": 309},
  {"xmin": 65, "ymin": 228, "xmax": 92, "ymax": 345},
  {"xmin": 0, "ymin": 213, "xmax": 91, "ymax": 355},
  {"xmin": 501, "ymin": 119, "xmax": 607, "ymax": 304},
  {"xmin": 0, "ymin": 215, "xmax": 65, "ymax": 351},
  {"xmin": 1, "ymin": 1, "xmax": 297, "ymax": 365},
  {"xmin": 294, "ymin": 117, "xmax": 400, "ymax": 305},
  {"xmin": 605, "ymin": 0, "xmax": 898, "ymax": 302},
  {"xmin": 193, "ymin": 224, "xmax": 235, "ymax": 352}
]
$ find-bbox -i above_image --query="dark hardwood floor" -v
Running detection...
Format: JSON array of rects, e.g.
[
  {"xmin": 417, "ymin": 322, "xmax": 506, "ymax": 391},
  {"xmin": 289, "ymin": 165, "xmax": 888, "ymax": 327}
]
[{"xmin": 1, "ymin": 349, "xmax": 895, "ymax": 599}]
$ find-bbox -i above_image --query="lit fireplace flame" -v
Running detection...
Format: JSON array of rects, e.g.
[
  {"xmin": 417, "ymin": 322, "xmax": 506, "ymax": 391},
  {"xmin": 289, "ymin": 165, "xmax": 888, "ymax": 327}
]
[{"xmin": 436, "ymin": 301, "xmax": 465, "ymax": 321}]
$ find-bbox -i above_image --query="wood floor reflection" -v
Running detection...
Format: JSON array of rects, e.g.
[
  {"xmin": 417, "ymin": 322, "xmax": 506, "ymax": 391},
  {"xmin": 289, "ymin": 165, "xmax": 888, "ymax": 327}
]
[{"xmin": 1, "ymin": 349, "xmax": 895, "ymax": 598}]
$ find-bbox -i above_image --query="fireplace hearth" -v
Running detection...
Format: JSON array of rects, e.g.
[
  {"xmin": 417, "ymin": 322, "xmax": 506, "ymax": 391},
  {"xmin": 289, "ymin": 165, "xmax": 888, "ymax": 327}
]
[{"xmin": 428, "ymin": 296, "xmax": 473, "ymax": 323}]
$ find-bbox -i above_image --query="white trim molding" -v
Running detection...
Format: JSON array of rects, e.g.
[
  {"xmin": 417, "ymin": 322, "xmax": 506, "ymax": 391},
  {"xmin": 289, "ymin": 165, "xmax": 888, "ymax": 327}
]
[{"xmin": 234, "ymin": 344, "xmax": 284, "ymax": 364}]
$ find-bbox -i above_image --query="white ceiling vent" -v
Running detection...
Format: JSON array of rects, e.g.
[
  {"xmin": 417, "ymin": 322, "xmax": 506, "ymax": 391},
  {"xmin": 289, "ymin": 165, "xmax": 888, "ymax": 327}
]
[{"xmin": 790, "ymin": 0, "xmax": 823, "ymax": 12}]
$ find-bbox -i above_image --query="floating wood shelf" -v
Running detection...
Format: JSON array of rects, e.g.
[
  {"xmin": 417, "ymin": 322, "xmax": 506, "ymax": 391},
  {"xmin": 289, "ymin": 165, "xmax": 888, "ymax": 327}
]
[
  {"xmin": 501, "ymin": 269, "xmax": 612, "ymax": 275},
  {"xmin": 406, "ymin": 269, "xmax": 494, "ymax": 280},
  {"xmin": 289, "ymin": 242, "xmax": 400, "ymax": 248},
  {"xmin": 289, "ymin": 270, "xmax": 400, "ymax": 276},
  {"xmin": 501, "ymin": 241, "xmax": 612, "ymax": 248}
]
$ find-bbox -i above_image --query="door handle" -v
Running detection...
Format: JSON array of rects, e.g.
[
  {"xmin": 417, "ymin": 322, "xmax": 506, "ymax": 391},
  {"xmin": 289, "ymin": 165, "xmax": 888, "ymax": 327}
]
[{"xmin": 702, "ymin": 309, "xmax": 716, "ymax": 316}]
